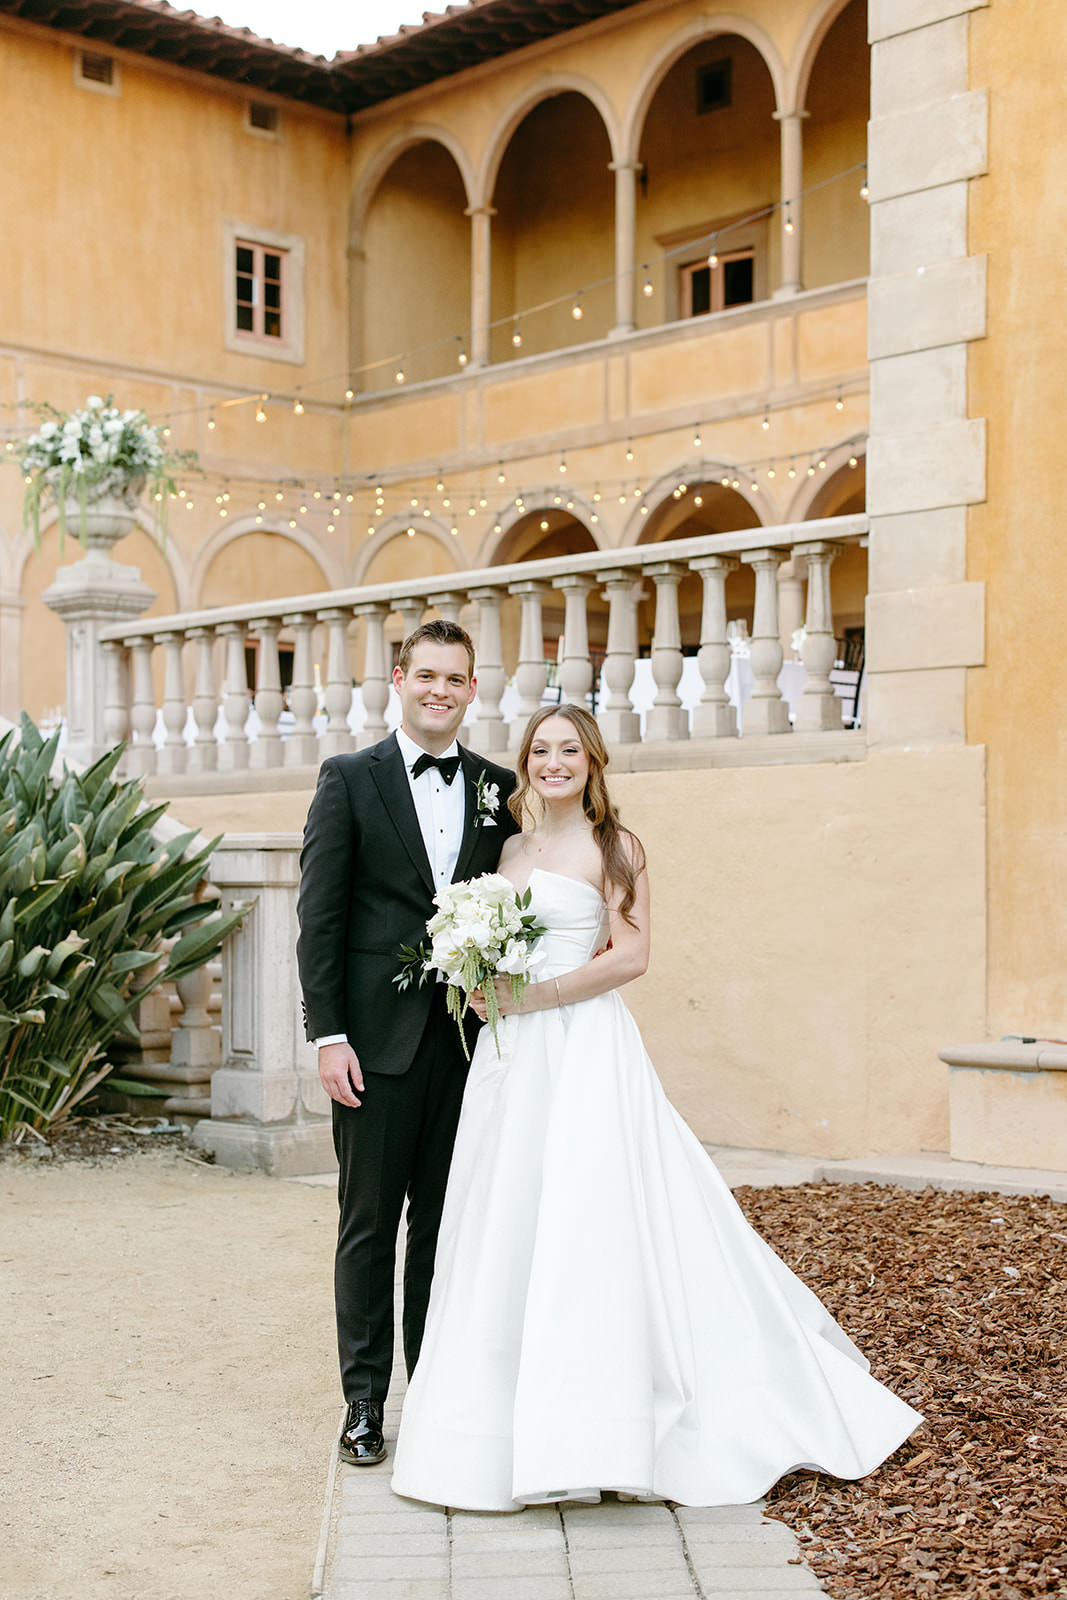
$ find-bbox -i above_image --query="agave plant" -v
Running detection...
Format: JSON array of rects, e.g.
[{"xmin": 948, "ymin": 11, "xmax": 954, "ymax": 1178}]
[{"xmin": 0, "ymin": 714, "xmax": 245, "ymax": 1142}]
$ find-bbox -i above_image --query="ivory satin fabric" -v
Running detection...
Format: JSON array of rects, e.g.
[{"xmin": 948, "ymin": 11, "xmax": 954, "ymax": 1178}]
[{"xmin": 392, "ymin": 868, "xmax": 921, "ymax": 1510}]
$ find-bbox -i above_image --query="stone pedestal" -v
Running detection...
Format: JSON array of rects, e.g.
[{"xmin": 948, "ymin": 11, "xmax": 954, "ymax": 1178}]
[
  {"xmin": 192, "ymin": 834, "xmax": 334, "ymax": 1177},
  {"xmin": 941, "ymin": 1039, "xmax": 1067, "ymax": 1171},
  {"xmin": 41, "ymin": 505, "xmax": 156, "ymax": 766}
]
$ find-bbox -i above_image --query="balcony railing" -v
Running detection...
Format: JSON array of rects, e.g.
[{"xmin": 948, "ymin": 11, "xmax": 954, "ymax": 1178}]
[{"xmin": 94, "ymin": 514, "xmax": 866, "ymax": 780}]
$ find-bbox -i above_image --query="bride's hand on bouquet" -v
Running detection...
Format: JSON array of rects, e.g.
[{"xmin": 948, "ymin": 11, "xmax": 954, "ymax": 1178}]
[{"xmin": 470, "ymin": 977, "xmax": 525, "ymax": 1020}]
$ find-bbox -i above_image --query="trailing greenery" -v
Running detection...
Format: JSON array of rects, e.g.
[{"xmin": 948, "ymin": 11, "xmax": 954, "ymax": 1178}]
[{"xmin": 0, "ymin": 715, "xmax": 245, "ymax": 1142}]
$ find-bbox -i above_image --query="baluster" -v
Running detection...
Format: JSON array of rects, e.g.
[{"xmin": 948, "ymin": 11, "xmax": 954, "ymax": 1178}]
[
  {"xmin": 250, "ymin": 617, "xmax": 284, "ymax": 769},
  {"xmin": 155, "ymin": 632, "xmax": 187, "ymax": 775},
  {"xmin": 553, "ymin": 575, "xmax": 595, "ymax": 705},
  {"xmin": 127, "ymin": 634, "xmax": 157, "ymax": 778},
  {"xmin": 689, "ymin": 556, "xmax": 739, "ymax": 738},
  {"xmin": 645, "ymin": 562, "xmax": 689, "ymax": 741},
  {"xmin": 794, "ymin": 541, "xmax": 844, "ymax": 731},
  {"xmin": 283, "ymin": 612, "xmax": 318, "ymax": 765},
  {"xmin": 101, "ymin": 640, "xmax": 130, "ymax": 768},
  {"xmin": 354, "ymin": 601, "xmax": 390, "ymax": 748},
  {"xmin": 508, "ymin": 580, "xmax": 550, "ymax": 748},
  {"xmin": 467, "ymin": 587, "xmax": 508, "ymax": 752},
  {"xmin": 596, "ymin": 569, "xmax": 641, "ymax": 743},
  {"xmin": 394, "ymin": 596, "xmax": 425, "ymax": 647},
  {"xmin": 170, "ymin": 961, "xmax": 220, "ymax": 1077},
  {"xmin": 217, "ymin": 622, "xmax": 250, "ymax": 771},
  {"xmin": 430, "ymin": 591, "xmax": 464, "ymax": 624},
  {"xmin": 186, "ymin": 627, "xmax": 218, "ymax": 774},
  {"xmin": 319, "ymin": 608, "xmax": 355, "ymax": 755},
  {"xmin": 742, "ymin": 549, "xmax": 791, "ymax": 735}
]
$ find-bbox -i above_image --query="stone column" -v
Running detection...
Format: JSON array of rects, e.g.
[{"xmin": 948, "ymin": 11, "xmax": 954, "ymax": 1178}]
[
  {"xmin": 508, "ymin": 579, "xmax": 550, "ymax": 748},
  {"xmin": 319, "ymin": 608, "xmax": 355, "ymax": 756},
  {"xmin": 126, "ymin": 634, "xmax": 157, "ymax": 778},
  {"xmin": 774, "ymin": 109, "xmax": 807, "ymax": 296},
  {"xmin": 353, "ymin": 601, "xmax": 391, "ymax": 748},
  {"xmin": 101, "ymin": 639, "xmax": 130, "ymax": 765},
  {"xmin": 468, "ymin": 204, "xmax": 495, "ymax": 368},
  {"xmin": 42, "ymin": 543, "xmax": 155, "ymax": 767},
  {"xmin": 186, "ymin": 627, "xmax": 219, "ymax": 774},
  {"xmin": 467, "ymin": 587, "xmax": 508, "ymax": 752},
  {"xmin": 609, "ymin": 161, "xmax": 641, "ymax": 337},
  {"xmin": 217, "ymin": 622, "xmax": 250, "ymax": 772},
  {"xmin": 250, "ymin": 618, "xmax": 284, "ymax": 769},
  {"xmin": 596, "ymin": 568, "xmax": 641, "ymax": 743},
  {"xmin": 553, "ymin": 575, "xmax": 595, "ymax": 705},
  {"xmin": 155, "ymin": 632, "xmax": 188, "ymax": 776},
  {"xmin": 794, "ymin": 541, "xmax": 844, "ymax": 731},
  {"xmin": 645, "ymin": 563, "xmax": 688, "ymax": 741},
  {"xmin": 742, "ymin": 549, "xmax": 791, "ymax": 734},
  {"xmin": 192, "ymin": 836, "xmax": 334, "ymax": 1177},
  {"xmin": 283, "ymin": 612, "xmax": 319, "ymax": 766},
  {"xmin": 689, "ymin": 555, "xmax": 739, "ymax": 738}
]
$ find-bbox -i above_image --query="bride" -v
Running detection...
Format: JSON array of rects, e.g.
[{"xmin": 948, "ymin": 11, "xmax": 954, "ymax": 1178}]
[{"xmin": 391, "ymin": 704, "xmax": 921, "ymax": 1511}]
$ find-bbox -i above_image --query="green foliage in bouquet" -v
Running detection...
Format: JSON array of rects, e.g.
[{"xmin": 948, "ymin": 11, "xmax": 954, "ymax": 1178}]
[{"xmin": 0, "ymin": 715, "xmax": 245, "ymax": 1142}]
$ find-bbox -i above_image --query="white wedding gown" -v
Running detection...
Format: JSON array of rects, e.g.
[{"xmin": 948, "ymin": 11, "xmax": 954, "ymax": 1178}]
[{"xmin": 391, "ymin": 869, "xmax": 921, "ymax": 1510}]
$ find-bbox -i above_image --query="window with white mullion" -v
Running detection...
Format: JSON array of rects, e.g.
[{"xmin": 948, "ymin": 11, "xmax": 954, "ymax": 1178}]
[{"xmin": 234, "ymin": 240, "xmax": 285, "ymax": 341}]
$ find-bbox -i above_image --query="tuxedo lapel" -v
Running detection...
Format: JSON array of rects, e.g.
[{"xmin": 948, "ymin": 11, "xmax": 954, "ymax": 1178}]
[
  {"xmin": 369, "ymin": 735, "xmax": 435, "ymax": 896},
  {"xmin": 452, "ymin": 746, "xmax": 488, "ymax": 885}
]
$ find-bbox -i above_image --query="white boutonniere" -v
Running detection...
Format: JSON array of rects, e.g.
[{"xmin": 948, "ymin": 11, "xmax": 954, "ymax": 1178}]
[{"xmin": 474, "ymin": 772, "xmax": 500, "ymax": 827}]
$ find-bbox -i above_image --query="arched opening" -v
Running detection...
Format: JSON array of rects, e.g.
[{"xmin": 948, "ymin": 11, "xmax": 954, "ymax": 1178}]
[
  {"xmin": 634, "ymin": 36, "xmax": 779, "ymax": 329},
  {"xmin": 803, "ymin": 454, "xmax": 865, "ymax": 522},
  {"xmin": 490, "ymin": 509, "xmax": 602, "ymax": 676},
  {"xmin": 636, "ymin": 478, "xmax": 762, "ymax": 653},
  {"xmin": 490, "ymin": 93, "xmax": 614, "ymax": 361},
  {"xmin": 802, "ymin": 0, "xmax": 869, "ymax": 288},
  {"xmin": 361, "ymin": 140, "xmax": 471, "ymax": 389},
  {"xmin": 19, "ymin": 523, "xmax": 178, "ymax": 726}
]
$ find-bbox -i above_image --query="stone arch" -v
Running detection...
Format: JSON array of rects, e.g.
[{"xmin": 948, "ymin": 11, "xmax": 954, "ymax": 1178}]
[
  {"xmin": 191, "ymin": 517, "xmax": 341, "ymax": 608},
  {"xmin": 475, "ymin": 489, "xmax": 605, "ymax": 567},
  {"xmin": 622, "ymin": 14, "xmax": 787, "ymax": 163},
  {"xmin": 477, "ymin": 75, "xmax": 622, "ymax": 206},
  {"xmin": 625, "ymin": 461, "xmax": 766, "ymax": 546},
  {"xmin": 783, "ymin": 444, "xmax": 865, "ymax": 522},
  {"xmin": 352, "ymin": 124, "xmax": 476, "ymax": 241},
  {"xmin": 11, "ymin": 506, "xmax": 191, "ymax": 609},
  {"xmin": 787, "ymin": 0, "xmax": 859, "ymax": 112},
  {"xmin": 352, "ymin": 516, "xmax": 467, "ymax": 587}
]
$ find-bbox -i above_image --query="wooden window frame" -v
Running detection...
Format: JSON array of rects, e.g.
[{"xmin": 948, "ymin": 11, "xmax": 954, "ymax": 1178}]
[
  {"xmin": 222, "ymin": 220, "xmax": 305, "ymax": 365},
  {"xmin": 234, "ymin": 240, "xmax": 286, "ymax": 344},
  {"xmin": 679, "ymin": 248, "xmax": 756, "ymax": 317},
  {"xmin": 655, "ymin": 211, "xmax": 769, "ymax": 322}
]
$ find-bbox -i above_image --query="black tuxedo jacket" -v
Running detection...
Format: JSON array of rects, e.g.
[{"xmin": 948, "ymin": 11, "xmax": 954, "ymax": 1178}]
[{"xmin": 296, "ymin": 734, "xmax": 520, "ymax": 1075}]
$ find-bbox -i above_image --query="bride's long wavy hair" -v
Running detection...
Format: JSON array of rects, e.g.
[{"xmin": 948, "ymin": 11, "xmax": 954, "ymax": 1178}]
[{"xmin": 509, "ymin": 703, "xmax": 646, "ymax": 926}]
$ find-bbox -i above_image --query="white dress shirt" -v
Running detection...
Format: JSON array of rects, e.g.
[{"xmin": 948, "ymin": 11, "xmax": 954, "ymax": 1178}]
[{"xmin": 314, "ymin": 729, "xmax": 467, "ymax": 1048}]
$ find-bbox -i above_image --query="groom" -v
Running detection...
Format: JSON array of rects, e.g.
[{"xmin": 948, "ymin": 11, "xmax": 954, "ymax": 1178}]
[{"xmin": 296, "ymin": 619, "xmax": 519, "ymax": 1466}]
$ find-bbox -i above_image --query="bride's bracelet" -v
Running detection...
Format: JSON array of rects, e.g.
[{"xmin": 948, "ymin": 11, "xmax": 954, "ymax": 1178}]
[{"xmin": 553, "ymin": 977, "xmax": 562, "ymax": 1009}]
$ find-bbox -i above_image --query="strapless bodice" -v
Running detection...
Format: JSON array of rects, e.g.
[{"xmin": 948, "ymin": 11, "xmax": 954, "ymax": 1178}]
[{"xmin": 516, "ymin": 868, "xmax": 607, "ymax": 979}]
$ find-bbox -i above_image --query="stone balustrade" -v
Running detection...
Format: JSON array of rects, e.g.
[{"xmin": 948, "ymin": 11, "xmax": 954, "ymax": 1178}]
[{"xmin": 87, "ymin": 514, "xmax": 867, "ymax": 777}]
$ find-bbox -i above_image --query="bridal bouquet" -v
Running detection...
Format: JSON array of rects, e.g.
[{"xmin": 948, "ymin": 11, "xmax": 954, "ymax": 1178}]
[{"xmin": 394, "ymin": 874, "xmax": 547, "ymax": 1057}]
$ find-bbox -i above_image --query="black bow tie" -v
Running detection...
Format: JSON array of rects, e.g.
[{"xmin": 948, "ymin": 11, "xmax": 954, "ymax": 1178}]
[{"xmin": 411, "ymin": 752, "xmax": 461, "ymax": 785}]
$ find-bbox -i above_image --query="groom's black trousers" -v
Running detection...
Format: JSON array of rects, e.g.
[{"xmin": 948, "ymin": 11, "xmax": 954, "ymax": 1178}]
[{"xmin": 332, "ymin": 983, "xmax": 469, "ymax": 1403}]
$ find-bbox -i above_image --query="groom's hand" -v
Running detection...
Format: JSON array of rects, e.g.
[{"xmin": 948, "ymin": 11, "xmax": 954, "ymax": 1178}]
[{"xmin": 319, "ymin": 1042, "xmax": 364, "ymax": 1108}]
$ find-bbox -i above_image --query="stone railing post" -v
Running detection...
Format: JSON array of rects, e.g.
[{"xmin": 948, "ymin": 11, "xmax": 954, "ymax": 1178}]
[
  {"xmin": 101, "ymin": 639, "xmax": 130, "ymax": 769},
  {"xmin": 645, "ymin": 561, "xmax": 689, "ymax": 741},
  {"xmin": 430, "ymin": 591, "xmax": 464, "ymax": 624},
  {"xmin": 743, "ymin": 549, "xmax": 791, "ymax": 734},
  {"xmin": 192, "ymin": 835, "xmax": 333, "ymax": 1176},
  {"xmin": 353, "ymin": 601, "xmax": 391, "ymax": 748},
  {"xmin": 777, "ymin": 557, "xmax": 806, "ymax": 657},
  {"xmin": 186, "ymin": 627, "xmax": 219, "ymax": 775},
  {"xmin": 508, "ymin": 579, "xmax": 550, "ymax": 748},
  {"xmin": 155, "ymin": 632, "xmax": 188, "ymax": 776},
  {"xmin": 250, "ymin": 617, "xmax": 284, "ymax": 769},
  {"xmin": 689, "ymin": 555, "xmax": 739, "ymax": 738},
  {"xmin": 319, "ymin": 608, "xmax": 355, "ymax": 756},
  {"xmin": 467, "ymin": 586, "xmax": 508, "ymax": 752},
  {"xmin": 41, "ymin": 531, "xmax": 155, "ymax": 767},
  {"xmin": 553, "ymin": 575, "xmax": 595, "ymax": 705},
  {"xmin": 794, "ymin": 541, "xmax": 844, "ymax": 731},
  {"xmin": 217, "ymin": 622, "xmax": 250, "ymax": 771},
  {"xmin": 597, "ymin": 568, "xmax": 641, "ymax": 742},
  {"xmin": 126, "ymin": 634, "xmax": 157, "ymax": 778},
  {"xmin": 394, "ymin": 596, "xmax": 425, "ymax": 647},
  {"xmin": 283, "ymin": 612, "xmax": 318, "ymax": 766},
  {"xmin": 166, "ymin": 960, "xmax": 221, "ymax": 1115}
]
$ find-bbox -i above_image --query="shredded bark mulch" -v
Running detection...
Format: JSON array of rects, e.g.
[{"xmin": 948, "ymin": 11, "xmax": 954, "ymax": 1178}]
[
  {"xmin": 735, "ymin": 1182, "xmax": 1067, "ymax": 1599},
  {"xmin": 0, "ymin": 1112, "xmax": 193, "ymax": 1166}
]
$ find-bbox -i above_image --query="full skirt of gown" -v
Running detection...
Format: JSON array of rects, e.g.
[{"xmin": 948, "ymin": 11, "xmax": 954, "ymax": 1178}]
[{"xmin": 391, "ymin": 869, "xmax": 921, "ymax": 1510}]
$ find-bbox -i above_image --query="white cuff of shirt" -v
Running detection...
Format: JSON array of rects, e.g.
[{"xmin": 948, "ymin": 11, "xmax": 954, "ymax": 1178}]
[{"xmin": 314, "ymin": 1033, "xmax": 348, "ymax": 1048}]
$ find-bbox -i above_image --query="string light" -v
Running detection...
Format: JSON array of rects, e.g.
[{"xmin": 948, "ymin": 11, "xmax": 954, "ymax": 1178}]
[
  {"xmin": 707, "ymin": 250, "xmax": 719, "ymax": 269},
  {"xmin": 571, "ymin": 297, "xmax": 583, "ymax": 321},
  {"xmin": 818, "ymin": 458, "xmax": 828, "ymax": 471},
  {"xmin": 436, "ymin": 475, "xmax": 445, "ymax": 492},
  {"xmin": 255, "ymin": 398, "xmax": 267, "ymax": 423},
  {"xmin": 457, "ymin": 340, "xmax": 468, "ymax": 368},
  {"xmin": 219, "ymin": 507, "xmax": 227, "ymax": 517},
  {"xmin": 641, "ymin": 268, "xmax": 654, "ymax": 298},
  {"xmin": 788, "ymin": 466, "xmax": 797, "ymax": 479},
  {"xmin": 762, "ymin": 411, "xmax": 770, "ymax": 431},
  {"xmin": 394, "ymin": 370, "xmax": 405, "ymax": 385},
  {"xmin": 835, "ymin": 389, "xmax": 844, "ymax": 412},
  {"xmin": 294, "ymin": 398, "xmax": 304, "ymax": 415},
  {"xmin": 511, "ymin": 323, "xmax": 523, "ymax": 348},
  {"xmin": 625, "ymin": 442, "xmax": 634, "ymax": 463},
  {"xmin": 693, "ymin": 426, "xmax": 702, "ymax": 448},
  {"xmin": 493, "ymin": 521, "xmax": 502, "ymax": 534},
  {"xmin": 450, "ymin": 525, "xmax": 458, "ymax": 536},
  {"xmin": 693, "ymin": 494, "xmax": 703, "ymax": 507},
  {"xmin": 540, "ymin": 518, "xmax": 549, "ymax": 531},
  {"xmin": 750, "ymin": 481, "xmax": 759, "ymax": 493},
  {"xmin": 289, "ymin": 518, "xmax": 297, "ymax": 528},
  {"xmin": 860, "ymin": 168, "xmax": 870, "ymax": 200},
  {"xmin": 767, "ymin": 467, "xmax": 776, "ymax": 479},
  {"xmin": 559, "ymin": 453, "xmax": 567, "ymax": 474},
  {"xmin": 849, "ymin": 455, "xmax": 859, "ymax": 468},
  {"xmin": 275, "ymin": 490, "xmax": 284, "ymax": 501},
  {"xmin": 497, "ymin": 465, "xmax": 506, "ymax": 484},
  {"xmin": 345, "ymin": 387, "xmax": 354, "ymax": 401},
  {"xmin": 327, "ymin": 521, "xmax": 336, "ymax": 533},
  {"xmin": 313, "ymin": 489, "xmax": 322, "ymax": 499},
  {"xmin": 407, "ymin": 527, "xmax": 416, "ymax": 537},
  {"xmin": 207, "ymin": 412, "xmax": 216, "ymax": 430},
  {"xmin": 807, "ymin": 464, "xmax": 816, "ymax": 476},
  {"xmin": 784, "ymin": 207, "xmax": 795, "ymax": 234}
]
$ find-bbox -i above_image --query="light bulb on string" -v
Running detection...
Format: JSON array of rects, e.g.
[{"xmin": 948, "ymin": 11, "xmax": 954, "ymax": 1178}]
[
  {"xmin": 818, "ymin": 458, "xmax": 827, "ymax": 471},
  {"xmin": 407, "ymin": 527, "xmax": 416, "ymax": 538},
  {"xmin": 422, "ymin": 508, "xmax": 431, "ymax": 518},
  {"xmin": 835, "ymin": 389, "xmax": 844, "ymax": 412},
  {"xmin": 162, "ymin": 426, "xmax": 171, "ymax": 440},
  {"xmin": 511, "ymin": 323, "xmax": 523, "ymax": 348},
  {"xmin": 255, "ymin": 397, "xmax": 267, "ymax": 423},
  {"xmin": 731, "ymin": 479, "xmax": 740, "ymax": 490},
  {"xmin": 222, "ymin": 491, "xmax": 230, "ymax": 502},
  {"xmin": 750, "ymin": 481, "xmax": 759, "ymax": 493},
  {"xmin": 559, "ymin": 454, "xmax": 567, "ymax": 474},
  {"xmin": 553, "ymin": 495, "xmax": 562, "ymax": 506},
  {"xmin": 333, "ymin": 491, "xmax": 341, "ymax": 501},
  {"xmin": 784, "ymin": 206, "xmax": 795, "ymax": 234},
  {"xmin": 457, "ymin": 339, "xmax": 468, "ymax": 368},
  {"xmin": 344, "ymin": 386, "xmax": 354, "ymax": 401},
  {"xmin": 299, "ymin": 503, "xmax": 308, "ymax": 514},
  {"xmin": 540, "ymin": 518, "xmax": 549, "ymax": 531},
  {"xmin": 640, "ymin": 504, "xmax": 649, "ymax": 516},
  {"xmin": 185, "ymin": 500, "xmax": 194, "ymax": 510},
  {"xmin": 255, "ymin": 514, "xmax": 263, "ymax": 525},
  {"xmin": 366, "ymin": 525, "xmax": 375, "ymax": 536},
  {"xmin": 707, "ymin": 250, "xmax": 719, "ymax": 269},
  {"xmin": 767, "ymin": 467, "xmax": 776, "ymax": 480},
  {"xmin": 410, "ymin": 496, "xmax": 419, "ymax": 508},
  {"xmin": 807, "ymin": 464, "xmax": 816, "ymax": 476},
  {"xmin": 327, "ymin": 522, "xmax": 336, "ymax": 533},
  {"xmin": 720, "ymin": 476, "xmax": 730, "ymax": 487},
  {"xmin": 436, "ymin": 475, "xmax": 445, "ymax": 493},
  {"xmin": 394, "ymin": 370, "xmax": 405, "ymax": 385},
  {"xmin": 493, "ymin": 521, "xmax": 502, "ymax": 534},
  {"xmin": 592, "ymin": 490, "xmax": 601, "ymax": 503},
  {"xmin": 289, "ymin": 518, "xmax": 298, "ymax": 529},
  {"xmin": 346, "ymin": 493, "xmax": 354, "ymax": 503},
  {"xmin": 478, "ymin": 496, "xmax": 488, "ymax": 508},
  {"xmin": 571, "ymin": 296, "xmax": 583, "ymax": 321},
  {"xmin": 590, "ymin": 512, "xmax": 598, "ymax": 524},
  {"xmin": 849, "ymin": 456, "xmax": 859, "ymax": 469},
  {"xmin": 450, "ymin": 525, "xmax": 458, "ymax": 537},
  {"xmin": 860, "ymin": 169, "xmax": 870, "ymax": 200},
  {"xmin": 313, "ymin": 489, "xmax": 322, "ymax": 500},
  {"xmin": 641, "ymin": 267, "xmax": 654, "ymax": 298},
  {"xmin": 693, "ymin": 426, "xmax": 703, "ymax": 448},
  {"xmin": 762, "ymin": 411, "xmax": 770, "ymax": 431},
  {"xmin": 788, "ymin": 466, "xmax": 797, "ymax": 479},
  {"xmin": 566, "ymin": 500, "xmax": 574, "ymax": 511},
  {"xmin": 257, "ymin": 500, "xmax": 266, "ymax": 511},
  {"xmin": 219, "ymin": 507, "xmax": 228, "ymax": 517},
  {"xmin": 467, "ymin": 505, "xmax": 476, "ymax": 517},
  {"xmin": 625, "ymin": 442, "xmax": 634, "ymax": 463},
  {"xmin": 497, "ymin": 465, "xmax": 506, "ymax": 484},
  {"xmin": 618, "ymin": 493, "xmax": 627, "ymax": 505},
  {"xmin": 693, "ymin": 494, "xmax": 703, "ymax": 507},
  {"xmin": 207, "ymin": 411, "xmax": 216, "ymax": 430},
  {"xmin": 442, "ymin": 496, "xmax": 451, "ymax": 509}
]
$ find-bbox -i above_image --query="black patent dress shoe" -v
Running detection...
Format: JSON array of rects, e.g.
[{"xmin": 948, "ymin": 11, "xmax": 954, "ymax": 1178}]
[{"xmin": 339, "ymin": 1399, "xmax": 387, "ymax": 1466}]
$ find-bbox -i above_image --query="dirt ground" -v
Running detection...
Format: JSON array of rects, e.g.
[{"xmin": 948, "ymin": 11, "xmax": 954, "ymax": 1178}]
[{"xmin": 1, "ymin": 1147, "xmax": 340, "ymax": 1600}]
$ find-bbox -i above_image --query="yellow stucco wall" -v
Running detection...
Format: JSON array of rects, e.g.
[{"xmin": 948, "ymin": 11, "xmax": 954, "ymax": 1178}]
[{"xmin": 966, "ymin": 0, "xmax": 1067, "ymax": 1038}]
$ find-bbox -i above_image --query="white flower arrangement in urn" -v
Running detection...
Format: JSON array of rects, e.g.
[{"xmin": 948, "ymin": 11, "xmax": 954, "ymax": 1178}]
[{"xmin": 18, "ymin": 394, "xmax": 197, "ymax": 553}]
